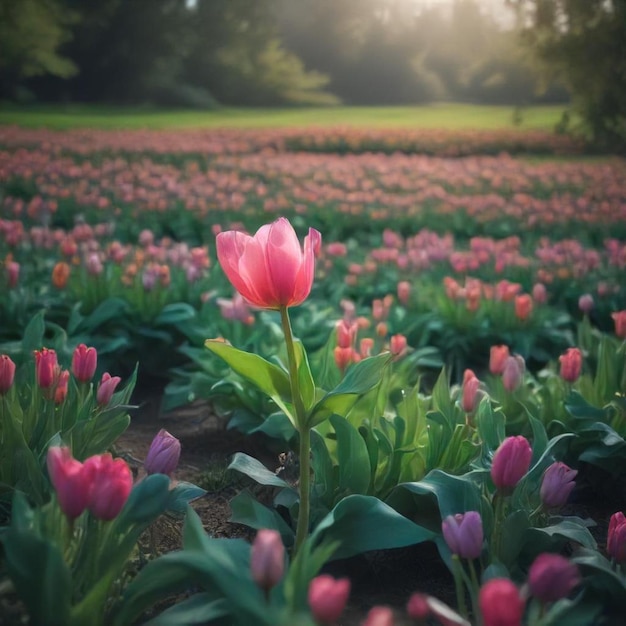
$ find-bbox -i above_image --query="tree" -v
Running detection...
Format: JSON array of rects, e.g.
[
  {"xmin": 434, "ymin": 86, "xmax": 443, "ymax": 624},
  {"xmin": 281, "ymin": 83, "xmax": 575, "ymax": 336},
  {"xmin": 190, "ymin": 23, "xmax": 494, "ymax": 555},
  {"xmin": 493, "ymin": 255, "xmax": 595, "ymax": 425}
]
[{"xmin": 508, "ymin": 0, "xmax": 626, "ymax": 148}]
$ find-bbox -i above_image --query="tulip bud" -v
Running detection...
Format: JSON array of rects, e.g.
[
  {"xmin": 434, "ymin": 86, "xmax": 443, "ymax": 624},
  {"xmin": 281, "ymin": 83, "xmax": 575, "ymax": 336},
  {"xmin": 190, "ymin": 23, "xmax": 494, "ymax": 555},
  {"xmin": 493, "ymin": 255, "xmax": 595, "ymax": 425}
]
[
  {"xmin": 540, "ymin": 462, "xmax": 577, "ymax": 508},
  {"xmin": 397, "ymin": 281, "xmax": 411, "ymax": 305},
  {"xmin": 334, "ymin": 346, "xmax": 354, "ymax": 372},
  {"xmin": 611, "ymin": 311, "xmax": 626, "ymax": 339},
  {"xmin": 96, "ymin": 372, "xmax": 121, "ymax": 405},
  {"xmin": 84, "ymin": 453, "xmax": 133, "ymax": 521},
  {"xmin": 461, "ymin": 369, "xmax": 480, "ymax": 413},
  {"xmin": 489, "ymin": 345, "xmax": 510, "ymax": 375},
  {"xmin": 72, "ymin": 343, "xmax": 98, "ymax": 383},
  {"xmin": 0, "ymin": 354, "xmax": 16, "ymax": 395},
  {"xmin": 532, "ymin": 283, "xmax": 547, "ymax": 304},
  {"xmin": 250, "ymin": 529, "xmax": 285, "ymax": 592},
  {"xmin": 479, "ymin": 579, "xmax": 525, "ymax": 626},
  {"xmin": 6, "ymin": 261, "xmax": 19, "ymax": 288},
  {"xmin": 502, "ymin": 355, "xmax": 525, "ymax": 392},
  {"xmin": 34, "ymin": 348, "xmax": 58, "ymax": 389},
  {"xmin": 491, "ymin": 436, "xmax": 532, "ymax": 492},
  {"xmin": 144, "ymin": 429, "xmax": 181, "ymax": 476},
  {"xmin": 607, "ymin": 512, "xmax": 626, "ymax": 563},
  {"xmin": 514, "ymin": 294, "xmax": 533, "ymax": 321},
  {"xmin": 442, "ymin": 511, "xmax": 483, "ymax": 559},
  {"xmin": 578, "ymin": 293, "xmax": 594, "ymax": 314},
  {"xmin": 54, "ymin": 369, "xmax": 70, "ymax": 404},
  {"xmin": 406, "ymin": 593, "xmax": 430, "ymax": 620},
  {"xmin": 336, "ymin": 319, "xmax": 357, "ymax": 349},
  {"xmin": 47, "ymin": 447, "xmax": 91, "ymax": 520},
  {"xmin": 528, "ymin": 553, "xmax": 580, "ymax": 603},
  {"xmin": 308, "ymin": 575, "xmax": 350, "ymax": 624},
  {"xmin": 558, "ymin": 348, "xmax": 582, "ymax": 383},
  {"xmin": 361, "ymin": 606, "xmax": 394, "ymax": 626},
  {"xmin": 389, "ymin": 334, "xmax": 407, "ymax": 357}
]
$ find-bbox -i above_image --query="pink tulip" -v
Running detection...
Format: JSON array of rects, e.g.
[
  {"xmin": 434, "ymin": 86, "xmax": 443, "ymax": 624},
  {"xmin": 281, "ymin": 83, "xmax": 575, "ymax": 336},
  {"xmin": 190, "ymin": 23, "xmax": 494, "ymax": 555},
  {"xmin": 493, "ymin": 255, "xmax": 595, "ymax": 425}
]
[
  {"xmin": 397, "ymin": 281, "xmax": 411, "ymax": 305},
  {"xmin": 540, "ymin": 462, "xmax": 577, "ymax": 508},
  {"xmin": 489, "ymin": 345, "xmax": 510, "ymax": 375},
  {"xmin": 6, "ymin": 261, "xmax": 19, "ymax": 288},
  {"xmin": 389, "ymin": 334, "xmax": 407, "ymax": 357},
  {"xmin": 607, "ymin": 512, "xmax": 626, "ymax": 562},
  {"xmin": 532, "ymin": 283, "xmax": 547, "ymax": 304},
  {"xmin": 72, "ymin": 344, "xmax": 98, "ymax": 383},
  {"xmin": 54, "ymin": 369, "xmax": 70, "ymax": 404},
  {"xmin": 308, "ymin": 575, "xmax": 350, "ymax": 624},
  {"xmin": 0, "ymin": 355, "xmax": 16, "ymax": 395},
  {"xmin": 612, "ymin": 311, "xmax": 626, "ymax": 339},
  {"xmin": 144, "ymin": 429, "xmax": 181, "ymax": 476},
  {"xmin": 47, "ymin": 447, "xmax": 91, "ymax": 520},
  {"xmin": 361, "ymin": 606, "xmax": 394, "ymax": 626},
  {"xmin": 84, "ymin": 453, "xmax": 133, "ymax": 521},
  {"xmin": 479, "ymin": 578, "xmax": 524, "ymax": 626},
  {"xmin": 406, "ymin": 593, "xmax": 430, "ymax": 620},
  {"xmin": 528, "ymin": 553, "xmax": 580, "ymax": 603},
  {"xmin": 491, "ymin": 436, "xmax": 532, "ymax": 492},
  {"xmin": 34, "ymin": 348, "xmax": 58, "ymax": 389},
  {"xmin": 461, "ymin": 369, "xmax": 480, "ymax": 413},
  {"xmin": 558, "ymin": 348, "xmax": 582, "ymax": 383},
  {"xmin": 250, "ymin": 529, "xmax": 285, "ymax": 592},
  {"xmin": 96, "ymin": 372, "xmax": 121, "ymax": 405},
  {"xmin": 216, "ymin": 218, "xmax": 321, "ymax": 310},
  {"xmin": 514, "ymin": 294, "xmax": 533, "ymax": 321},
  {"xmin": 578, "ymin": 294, "xmax": 594, "ymax": 314},
  {"xmin": 502, "ymin": 355, "xmax": 525, "ymax": 392}
]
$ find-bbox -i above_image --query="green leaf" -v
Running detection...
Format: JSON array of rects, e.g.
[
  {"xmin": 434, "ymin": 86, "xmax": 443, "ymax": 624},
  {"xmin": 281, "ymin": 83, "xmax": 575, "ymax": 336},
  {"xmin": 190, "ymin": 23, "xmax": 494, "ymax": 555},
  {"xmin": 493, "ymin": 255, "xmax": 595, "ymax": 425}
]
[
  {"xmin": 115, "ymin": 474, "xmax": 171, "ymax": 527},
  {"xmin": 166, "ymin": 482, "xmax": 207, "ymax": 514},
  {"xmin": 310, "ymin": 495, "xmax": 434, "ymax": 560},
  {"xmin": 329, "ymin": 414, "xmax": 371, "ymax": 495},
  {"xmin": 144, "ymin": 595, "xmax": 229, "ymax": 626},
  {"xmin": 22, "ymin": 309, "xmax": 46, "ymax": 356},
  {"xmin": 205, "ymin": 340, "xmax": 294, "ymax": 424},
  {"xmin": 79, "ymin": 297, "xmax": 130, "ymax": 332},
  {"xmin": 155, "ymin": 303, "xmax": 197, "ymax": 326},
  {"xmin": 229, "ymin": 491, "xmax": 295, "ymax": 543},
  {"xmin": 228, "ymin": 453, "xmax": 290, "ymax": 488},
  {"xmin": 308, "ymin": 354, "xmax": 389, "ymax": 427},
  {"xmin": 310, "ymin": 430, "xmax": 335, "ymax": 509},
  {"xmin": 1, "ymin": 528, "xmax": 72, "ymax": 626}
]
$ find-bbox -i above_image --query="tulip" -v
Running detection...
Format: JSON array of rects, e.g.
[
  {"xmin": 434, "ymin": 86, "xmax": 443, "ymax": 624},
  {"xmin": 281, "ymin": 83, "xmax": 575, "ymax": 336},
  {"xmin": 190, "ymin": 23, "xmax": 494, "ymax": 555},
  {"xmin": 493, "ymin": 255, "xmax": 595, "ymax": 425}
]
[
  {"xmin": 442, "ymin": 511, "xmax": 483, "ymax": 559},
  {"xmin": 612, "ymin": 311, "xmax": 626, "ymax": 339},
  {"xmin": 406, "ymin": 593, "xmax": 430, "ymax": 620},
  {"xmin": 336, "ymin": 319, "xmax": 357, "ymax": 349},
  {"xmin": 144, "ymin": 429, "xmax": 181, "ymax": 476},
  {"xmin": 491, "ymin": 436, "xmax": 532, "ymax": 492},
  {"xmin": 54, "ymin": 369, "xmax": 70, "ymax": 404},
  {"xmin": 34, "ymin": 348, "xmax": 58, "ymax": 389},
  {"xmin": 72, "ymin": 344, "xmax": 98, "ymax": 383},
  {"xmin": 84, "ymin": 453, "xmax": 133, "ymax": 521},
  {"xmin": 479, "ymin": 578, "xmax": 525, "ymax": 626},
  {"xmin": 607, "ymin": 512, "xmax": 626, "ymax": 563},
  {"xmin": 361, "ymin": 606, "xmax": 394, "ymax": 626},
  {"xmin": 397, "ymin": 280, "xmax": 411, "ymax": 305},
  {"xmin": 96, "ymin": 372, "xmax": 121, "ymax": 405},
  {"xmin": 0, "ymin": 354, "xmax": 16, "ymax": 395},
  {"xmin": 216, "ymin": 217, "xmax": 321, "ymax": 310},
  {"xmin": 51, "ymin": 261, "xmax": 70, "ymax": 289},
  {"xmin": 461, "ymin": 369, "xmax": 480, "ymax": 413},
  {"xmin": 489, "ymin": 345, "xmax": 510, "ymax": 375},
  {"xmin": 6, "ymin": 261, "xmax": 19, "ymax": 288},
  {"xmin": 502, "ymin": 355, "xmax": 525, "ymax": 392},
  {"xmin": 540, "ymin": 462, "xmax": 577, "ymax": 508},
  {"xmin": 308, "ymin": 575, "xmax": 350, "ymax": 624},
  {"xmin": 250, "ymin": 529, "xmax": 285, "ymax": 592},
  {"xmin": 514, "ymin": 294, "xmax": 533, "ymax": 321},
  {"xmin": 578, "ymin": 293, "xmax": 594, "ymax": 314},
  {"xmin": 47, "ymin": 447, "xmax": 91, "ymax": 520},
  {"xmin": 389, "ymin": 334, "xmax": 407, "ymax": 357},
  {"xmin": 531, "ymin": 283, "xmax": 547, "ymax": 304},
  {"xmin": 558, "ymin": 348, "xmax": 582, "ymax": 383},
  {"xmin": 334, "ymin": 346, "xmax": 355, "ymax": 372},
  {"xmin": 528, "ymin": 553, "xmax": 580, "ymax": 603}
]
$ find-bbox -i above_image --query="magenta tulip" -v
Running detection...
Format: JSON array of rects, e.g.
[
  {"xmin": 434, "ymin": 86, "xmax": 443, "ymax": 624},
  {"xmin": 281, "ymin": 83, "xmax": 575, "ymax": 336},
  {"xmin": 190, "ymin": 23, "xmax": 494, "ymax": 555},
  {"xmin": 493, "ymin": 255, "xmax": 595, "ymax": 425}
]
[
  {"xmin": 0, "ymin": 354, "xmax": 16, "ymax": 395},
  {"xmin": 47, "ymin": 447, "xmax": 91, "ymax": 520},
  {"xmin": 491, "ymin": 436, "xmax": 532, "ymax": 492},
  {"xmin": 442, "ymin": 511, "xmax": 483, "ymax": 559},
  {"xmin": 96, "ymin": 372, "xmax": 121, "ymax": 405},
  {"xmin": 216, "ymin": 217, "xmax": 321, "ymax": 310},
  {"xmin": 308, "ymin": 575, "xmax": 350, "ymax": 624},
  {"xmin": 528, "ymin": 553, "xmax": 580, "ymax": 603},
  {"xmin": 34, "ymin": 348, "xmax": 58, "ymax": 389},
  {"xmin": 479, "ymin": 578, "xmax": 524, "ymax": 626},
  {"xmin": 84, "ymin": 453, "xmax": 133, "ymax": 521},
  {"xmin": 540, "ymin": 462, "xmax": 577, "ymax": 508},
  {"xmin": 607, "ymin": 512, "xmax": 626, "ymax": 563}
]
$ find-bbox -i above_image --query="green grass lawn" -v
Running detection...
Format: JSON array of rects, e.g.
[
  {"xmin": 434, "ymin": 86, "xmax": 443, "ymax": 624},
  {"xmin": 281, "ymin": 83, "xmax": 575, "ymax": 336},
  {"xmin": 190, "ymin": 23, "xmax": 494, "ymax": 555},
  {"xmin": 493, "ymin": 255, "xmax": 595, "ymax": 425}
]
[{"xmin": 0, "ymin": 103, "xmax": 568, "ymax": 130}]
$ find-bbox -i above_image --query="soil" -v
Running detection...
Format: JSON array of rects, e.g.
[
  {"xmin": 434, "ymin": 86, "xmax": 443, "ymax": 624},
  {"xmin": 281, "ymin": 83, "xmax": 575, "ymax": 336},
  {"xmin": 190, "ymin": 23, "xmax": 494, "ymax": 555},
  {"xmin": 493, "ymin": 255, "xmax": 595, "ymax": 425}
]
[{"xmin": 116, "ymin": 387, "xmax": 457, "ymax": 625}]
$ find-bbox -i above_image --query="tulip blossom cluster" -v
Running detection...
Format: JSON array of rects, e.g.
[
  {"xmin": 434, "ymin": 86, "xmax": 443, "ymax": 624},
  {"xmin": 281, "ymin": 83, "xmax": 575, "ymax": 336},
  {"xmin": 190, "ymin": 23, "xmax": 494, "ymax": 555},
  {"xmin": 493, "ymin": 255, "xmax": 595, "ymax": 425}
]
[{"xmin": 47, "ymin": 446, "xmax": 133, "ymax": 521}]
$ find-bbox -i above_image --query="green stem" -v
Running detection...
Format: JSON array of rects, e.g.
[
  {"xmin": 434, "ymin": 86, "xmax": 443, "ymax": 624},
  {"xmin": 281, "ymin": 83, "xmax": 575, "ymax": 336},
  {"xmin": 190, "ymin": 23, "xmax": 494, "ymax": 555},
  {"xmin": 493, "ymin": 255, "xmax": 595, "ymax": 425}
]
[
  {"xmin": 468, "ymin": 558, "xmax": 481, "ymax": 623},
  {"xmin": 279, "ymin": 306, "xmax": 310, "ymax": 555},
  {"xmin": 451, "ymin": 555, "xmax": 469, "ymax": 619}
]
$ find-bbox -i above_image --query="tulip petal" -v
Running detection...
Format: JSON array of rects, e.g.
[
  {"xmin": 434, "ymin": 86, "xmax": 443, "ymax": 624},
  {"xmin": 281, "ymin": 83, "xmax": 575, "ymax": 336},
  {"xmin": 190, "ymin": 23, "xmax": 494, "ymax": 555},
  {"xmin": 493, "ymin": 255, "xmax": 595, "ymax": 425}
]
[
  {"xmin": 292, "ymin": 227, "xmax": 321, "ymax": 305},
  {"xmin": 266, "ymin": 218, "xmax": 304, "ymax": 306}
]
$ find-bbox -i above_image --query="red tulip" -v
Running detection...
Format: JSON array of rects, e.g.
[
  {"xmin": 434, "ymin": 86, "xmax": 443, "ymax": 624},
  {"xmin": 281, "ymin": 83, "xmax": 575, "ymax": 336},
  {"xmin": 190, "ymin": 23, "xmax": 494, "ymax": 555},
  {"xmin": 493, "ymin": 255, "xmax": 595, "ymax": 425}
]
[
  {"xmin": 389, "ymin": 334, "xmax": 407, "ymax": 357},
  {"xmin": 491, "ymin": 436, "xmax": 532, "ymax": 492},
  {"xmin": 461, "ymin": 369, "xmax": 480, "ymax": 413},
  {"xmin": 34, "ymin": 348, "xmax": 58, "ymax": 389},
  {"xmin": 96, "ymin": 372, "xmax": 121, "ymax": 405},
  {"xmin": 514, "ymin": 294, "xmax": 533, "ymax": 321},
  {"xmin": 54, "ymin": 369, "xmax": 70, "ymax": 404},
  {"xmin": 308, "ymin": 575, "xmax": 350, "ymax": 624},
  {"xmin": 250, "ymin": 529, "xmax": 285, "ymax": 592},
  {"xmin": 559, "ymin": 348, "xmax": 582, "ymax": 383},
  {"xmin": 0, "ymin": 354, "xmax": 16, "ymax": 395},
  {"xmin": 47, "ymin": 447, "xmax": 91, "ymax": 520},
  {"xmin": 479, "ymin": 578, "xmax": 525, "ymax": 626},
  {"xmin": 612, "ymin": 311, "xmax": 626, "ymax": 339},
  {"xmin": 216, "ymin": 217, "xmax": 321, "ymax": 310},
  {"xmin": 72, "ymin": 344, "xmax": 98, "ymax": 383},
  {"xmin": 84, "ymin": 453, "xmax": 133, "ymax": 521},
  {"xmin": 489, "ymin": 345, "xmax": 510, "ymax": 375},
  {"xmin": 528, "ymin": 553, "xmax": 580, "ymax": 603}
]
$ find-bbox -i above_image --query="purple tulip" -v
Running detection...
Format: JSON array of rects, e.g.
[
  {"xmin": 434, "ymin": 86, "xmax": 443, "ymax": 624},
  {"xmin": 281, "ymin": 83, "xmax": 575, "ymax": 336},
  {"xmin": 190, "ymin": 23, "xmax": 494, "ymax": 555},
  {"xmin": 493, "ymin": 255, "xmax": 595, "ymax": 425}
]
[
  {"xmin": 250, "ymin": 529, "xmax": 285, "ymax": 591},
  {"xmin": 144, "ymin": 429, "xmax": 181, "ymax": 476},
  {"xmin": 540, "ymin": 462, "xmax": 577, "ymax": 508},
  {"xmin": 442, "ymin": 511, "xmax": 483, "ymax": 559},
  {"xmin": 528, "ymin": 553, "xmax": 580, "ymax": 603}
]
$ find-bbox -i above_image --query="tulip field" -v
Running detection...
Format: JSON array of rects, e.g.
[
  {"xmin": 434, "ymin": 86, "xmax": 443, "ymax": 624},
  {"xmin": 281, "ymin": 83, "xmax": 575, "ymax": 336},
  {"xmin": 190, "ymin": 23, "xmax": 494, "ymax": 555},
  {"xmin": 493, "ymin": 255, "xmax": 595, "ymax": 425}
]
[{"xmin": 1, "ymin": 121, "xmax": 626, "ymax": 626}]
